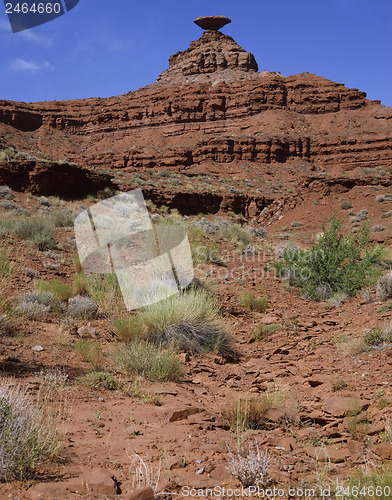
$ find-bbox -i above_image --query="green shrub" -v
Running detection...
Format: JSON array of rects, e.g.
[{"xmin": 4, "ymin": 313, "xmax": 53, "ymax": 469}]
[
  {"xmin": 274, "ymin": 214, "xmax": 383, "ymax": 300},
  {"xmin": 0, "ymin": 250, "xmax": 14, "ymax": 295},
  {"xmin": 363, "ymin": 328, "xmax": 383, "ymax": 346},
  {"xmin": 134, "ymin": 289, "xmax": 232, "ymax": 355},
  {"xmin": 112, "ymin": 341, "xmax": 184, "ymax": 382},
  {"xmin": 239, "ymin": 291, "xmax": 268, "ymax": 312},
  {"xmin": 74, "ymin": 340, "xmax": 102, "ymax": 369},
  {"xmin": 36, "ymin": 279, "xmax": 73, "ymax": 302},
  {"xmin": 77, "ymin": 372, "xmax": 119, "ymax": 390},
  {"xmin": 340, "ymin": 200, "xmax": 353, "ymax": 210},
  {"xmin": 0, "ymin": 382, "xmax": 60, "ymax": 480},
  {"xmin": 12, "ymin": 218, "xmax": 56, "ymax": 250}
]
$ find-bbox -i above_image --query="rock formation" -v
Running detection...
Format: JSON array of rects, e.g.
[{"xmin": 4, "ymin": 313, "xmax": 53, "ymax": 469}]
[{"xmin": 0, "ymin": 17, "xmax": 391, "ymax": 205}]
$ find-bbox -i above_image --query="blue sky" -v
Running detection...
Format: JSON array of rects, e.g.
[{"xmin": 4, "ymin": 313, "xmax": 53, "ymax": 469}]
[{"xmin": 0, "ymin": 0, "xmax": 391, "ymax": 106}]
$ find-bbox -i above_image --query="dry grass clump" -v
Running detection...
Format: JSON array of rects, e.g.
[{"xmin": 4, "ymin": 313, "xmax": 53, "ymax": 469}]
[
  {"xmin": 50, "ymin": 209, "xmax": 75, "ymax": 227},
  {"xmin": 0, "ymin": 314, "xmax": 13, "ymax": 336},
  {"xmin": 111, "ymin": 341, "xmax": 184, "ymax": 382},
  {"xmin": 134, "ymin": 289, "xmax": 232, "ymax": 356},
  {"xmin": 377, "ymin": 272, "xmax": 392, "ymax": 302},
  {"xmin": 226, "ymin": 440, "xmax": 272, "ymax": 488},
  {"xmin": 74, "ymin": 340, "xmax": 102, "ymax": 369},
  {"xmin": 113, "ymin": 318, "xmax": 141, "ymax": 342},
  {"xmin": 221, "ymin": 222, "xmax": 253, "ymax": 247},
  {"xmin": 66, "ymin": 296, "xmax": 98, "ymax": 320},
  {"xmin": 252, "ymin": 324, "xmax": 283, "ymax": 341},
  {"xmin": 0, "ymin": 382, "xmax": 60, "ymax": 480},
  {"xmin": 72, "ymin": 273, "xmax": 89, "ymax": 295},
  {"xmin": 222, "ymin": 384, "xmax": 293, "ymax": 432},
  {"xmin": 77, "ymin": 372, "xmax": 119, "ymax": 390}
]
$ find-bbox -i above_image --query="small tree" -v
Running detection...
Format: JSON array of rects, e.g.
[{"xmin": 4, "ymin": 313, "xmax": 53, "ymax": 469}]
[{"xmin": 274, "ymin": 214, "xmax": 383, "ymax": 300}]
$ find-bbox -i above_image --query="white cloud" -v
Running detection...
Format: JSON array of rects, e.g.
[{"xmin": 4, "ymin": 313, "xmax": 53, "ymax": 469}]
[{"xmin": 11, "ymin": 58, "xmax": 54, "ymax": 71}]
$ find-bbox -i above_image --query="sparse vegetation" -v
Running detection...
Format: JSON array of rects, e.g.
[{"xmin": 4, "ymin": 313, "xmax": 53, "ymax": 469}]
[
  {"xmin": 112, "ymin": 341, "xmax": 184, "ymax": 382},
  {"xmin": 221, "ymin": 222, "xmax": 253, "ymax": 247},
  {"xmin": 113, "ymin": 317, "xmax": 142, "ymax": 342},
  {"xmin": 252, "ymin": 323, "xmax": 283, "ymax": 341},
  {"xmin": 50, "ymin": 209, "xmax": 74, "ymax": 227},
  {"xmin": 74, "ymin": 340, "xmax": 102, "ymax": 369},
  {"xmin": 239, "ymin": 291, "xmax": 268, "ymax": 312},
  {"xmin": 77, "ymin": 372, "xmax": 119, "ymax": 390},
  {"xmin": 36, "ymin": 279, "xmax": 73, "ymax": 302}
]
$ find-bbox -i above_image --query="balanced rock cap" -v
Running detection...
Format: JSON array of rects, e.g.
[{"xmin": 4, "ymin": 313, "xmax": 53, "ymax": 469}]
[{"xmin": 194, "ymin": 16, "xmax": 231, "ymax": 31}]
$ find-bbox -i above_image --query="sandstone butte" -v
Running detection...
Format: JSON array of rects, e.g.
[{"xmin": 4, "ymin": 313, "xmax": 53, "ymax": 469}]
[{"xmin": 0, "ymin": 17, "xmax": 391, "ymax": 217}]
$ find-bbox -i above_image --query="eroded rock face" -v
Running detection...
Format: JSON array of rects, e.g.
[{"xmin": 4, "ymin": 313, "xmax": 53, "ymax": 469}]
[{"xmin": 0, "ymin": 25, "xmax": 391, "ymax": 195}]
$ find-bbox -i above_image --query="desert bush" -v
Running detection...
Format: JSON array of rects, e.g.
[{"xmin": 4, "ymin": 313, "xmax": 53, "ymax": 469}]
[
  {"xmin": 74, "ymin": 340, "xmax": 102, "ymax": 369},
  {"xmin": 372, "ymin": 225, "xmax": 386, "ymax": 232},
  {"xmin": 66, "ymin": 296, "xmax": 98, "ymax": 319},
  {"xmin": 227, "ymin": 441, "xmax": 271, "ymax": 488},
  {"xmin": 274, "ymin": 214, "xmax": 383, "ymax": 299},
  {"xmin": 15, "ymin": 292, "xmax": 59, "ymax": 320},
  {"xmin": 340, "ymin": 200, "xmax": 352, "ymax": 210},
  {"xmin": 38, "ymin": 367, "xmax": 69, "ymax": 388},
  {"xmin": 192, "ymin": 243, "xmax": 224, "ymax": 265},
  {"xmin": 134, "ymin": 289, "xmax": 232, "ymax": 355},
  {"xmin": 221, "ymin": 222, "xmax": 252, "ymax": 246},
  {"xmin": 0, "ymin": 382, "xmax": 60, "ymax": 480},
  {"xmin": 382, "ymin": 210, "xmax": 392, "ymax": 219},
  {"xmin": 376, "ymin": 193, "xmax": 392, "ymax": 202},
  {"xmin": 113, "ymin": 318, "xmax": 142, "ymax": 342},
  {"xmin": 77, "ymin": 372, "xmax": 119, "ymax": 390},
  {"xmin": 239, "ymin": 291, "xmax": 268, "ymax": 312},
  {"xmin": 12, "ymin": 217, "xmax": 56, "ymax": 250},
  {"xmin": 112, "ymin": 341, "xmax": 184, "ymax": 382},
  {"xmin": 377, "ymin": 272, "xmax": 392, "ymax": 301},
  {"xmin": 36, "ymin": 279, "xmax": 73, "ymax": 302},
  {"xmin": 0, "ymin": 200, "xmax": 18, "ymax": 211},
  {"xmin": 0, "ymin": 186, "xmax": 13, "ymax": 200},
  {"xmin": 363, "ymin": 328, "xmax": 383, "ymax": 346},
  {"xmin": 50, "ymin": 209, "xmax": 75, "ymax": 228}
]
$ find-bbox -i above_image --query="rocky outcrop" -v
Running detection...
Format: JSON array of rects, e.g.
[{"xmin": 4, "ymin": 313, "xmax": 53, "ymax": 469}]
[{"xmin": 156, "ymin": 30, "xmax": 258, "ymax": 83}]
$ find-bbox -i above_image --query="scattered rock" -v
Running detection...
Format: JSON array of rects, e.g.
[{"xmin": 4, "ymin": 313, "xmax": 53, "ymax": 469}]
[
  {"xmin": 169, "ymin": 407, "xmax": 203, "ymax": 422},
  {"xmin": 123, "ymin": 487, "xmax": 154, "ymax": 500},
  {"xmin": 77, "ymin": 325, "xmax": 97, "ymax": 338},
  {"xmin": 81, "ymin": 469, "xmax": 118, "ymax": 495},
  {"xmin": 322, "ymin": 397, "xmax": 369, "ymax": 418},
  {"xmin": 372, "ymin": 443, "xmax": 392, "ymax": 460},
  {"xmin": 32, "ymin": 345, "xmax": 44, "ymax": 352}
]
